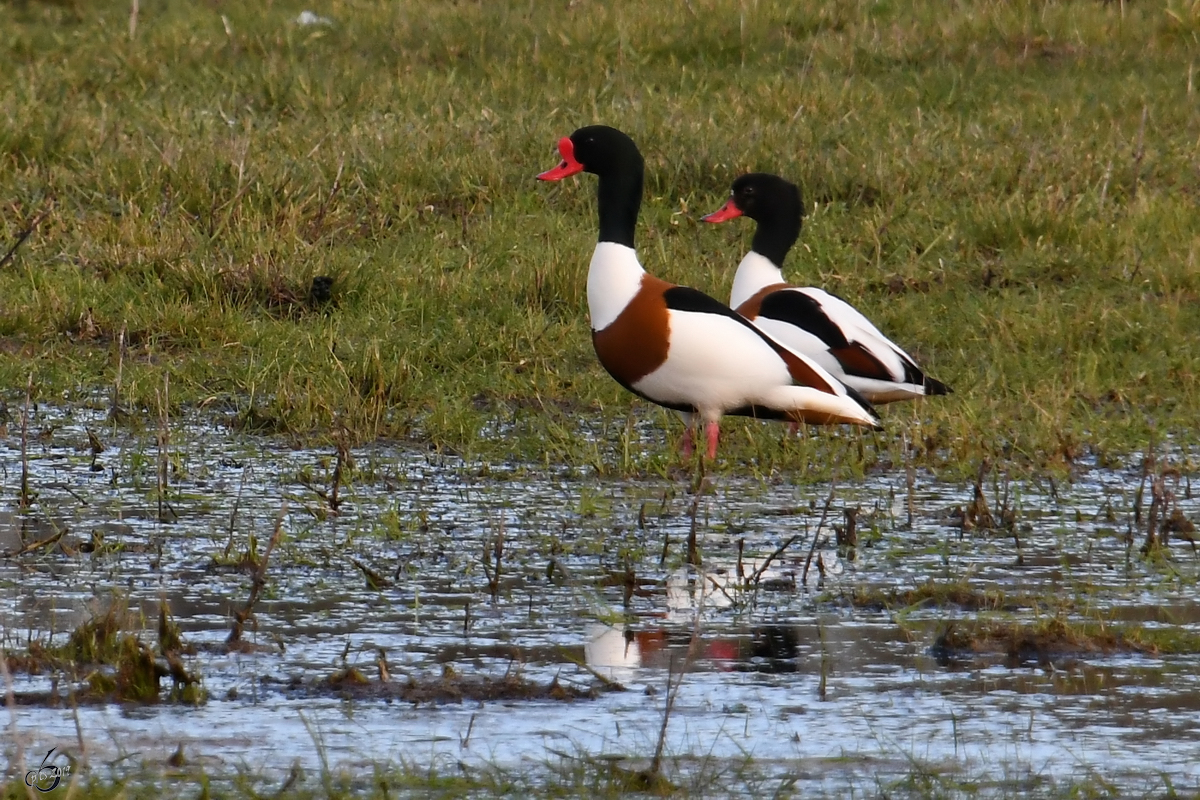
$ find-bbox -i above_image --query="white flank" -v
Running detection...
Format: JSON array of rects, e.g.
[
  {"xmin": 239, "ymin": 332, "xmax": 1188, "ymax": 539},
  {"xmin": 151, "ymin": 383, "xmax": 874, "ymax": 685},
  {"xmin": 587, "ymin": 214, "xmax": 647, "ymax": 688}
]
[
  {"xmin": 760, "ymin": 384, "xmax": 880, "ymax": 427},
  {"xmin": 752, "ymin": 315, "xmax": 845, "ymax": 377},
  {"xmin": 729, "ymin": 251, "xmax": 785, "ymax": 309},
  {"xmin": 844, "ymin": 381, "xmax": 928, "ymax": 403},
  {"xmin": 587, "ymin": 242, "xmax": 645, "ymax": 331},
  {"xmin": 633, "ymin": 309, "xmax": 874, "ymax": 426}
]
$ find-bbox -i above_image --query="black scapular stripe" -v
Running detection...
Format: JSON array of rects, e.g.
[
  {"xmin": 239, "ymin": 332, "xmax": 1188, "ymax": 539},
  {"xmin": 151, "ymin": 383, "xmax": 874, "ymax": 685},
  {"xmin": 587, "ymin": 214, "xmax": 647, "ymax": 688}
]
[
  {"xmin": 662, "ymin": 285, "xmax": 746, "ymax": 318},
  {"xmin": 757, "ymin": 290, "xmax": 849, "ymax": 349},
  {"xmin": 662, "ymin": 285, "xmax": 800, "ymax": 355}
]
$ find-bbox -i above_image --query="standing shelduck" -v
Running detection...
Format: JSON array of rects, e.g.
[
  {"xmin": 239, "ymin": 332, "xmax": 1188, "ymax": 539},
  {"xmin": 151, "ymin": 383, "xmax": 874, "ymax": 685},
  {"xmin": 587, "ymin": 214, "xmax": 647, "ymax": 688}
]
[
  {"xmin": 536, "ymin": 126, "xmax": 881, "ymax": 459},
  {"xmin": 704, "ymin": 173, "xmax": 951, "ymax": 404}
]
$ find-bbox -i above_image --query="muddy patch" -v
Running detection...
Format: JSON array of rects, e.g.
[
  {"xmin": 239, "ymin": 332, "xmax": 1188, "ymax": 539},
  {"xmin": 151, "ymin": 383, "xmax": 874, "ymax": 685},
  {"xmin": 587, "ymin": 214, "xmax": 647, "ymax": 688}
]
[{"xmin": 295, "ymin": 664, "xmax": 605, "ymax": 704}]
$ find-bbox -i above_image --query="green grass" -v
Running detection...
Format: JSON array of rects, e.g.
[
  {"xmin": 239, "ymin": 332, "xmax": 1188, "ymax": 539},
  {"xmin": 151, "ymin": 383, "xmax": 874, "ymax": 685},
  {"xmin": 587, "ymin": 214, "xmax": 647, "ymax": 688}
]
[
  {"xmin": 1, "ymin": 753, "xmax": 1180, "ymax": 799},
  {"xmin": 2, "ymin": 0, "xmax": 1199, "ymax": 474}
]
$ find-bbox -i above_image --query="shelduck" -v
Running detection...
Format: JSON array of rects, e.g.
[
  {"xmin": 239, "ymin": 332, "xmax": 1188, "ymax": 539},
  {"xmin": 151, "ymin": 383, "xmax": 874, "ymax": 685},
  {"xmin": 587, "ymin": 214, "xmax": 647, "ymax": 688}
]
[
  {"xmin": 704, "ymin": 173, "xmax": 951, "ymax": 404},
  {"xmin": 536, "ymin": 126, "xmax": 881, "ymax": 459}
]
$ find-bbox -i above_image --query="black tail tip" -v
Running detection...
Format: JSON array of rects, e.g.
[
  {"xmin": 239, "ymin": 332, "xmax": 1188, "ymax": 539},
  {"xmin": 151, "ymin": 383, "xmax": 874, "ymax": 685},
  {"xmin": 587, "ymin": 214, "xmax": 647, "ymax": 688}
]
[
  {"xmin": 845, "ymin": 384, "xmax": 883, "ymax": 424},
  {"xmin": 924, "ymin": 377, "xmax": 952, "ymax": 396}
]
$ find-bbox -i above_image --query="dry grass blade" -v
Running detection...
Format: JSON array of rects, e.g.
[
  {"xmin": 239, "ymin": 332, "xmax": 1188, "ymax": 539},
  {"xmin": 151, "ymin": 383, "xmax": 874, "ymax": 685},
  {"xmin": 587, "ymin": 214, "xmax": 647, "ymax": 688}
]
[
  {"xmin": 557, "ymin": 649, "xmax": 629, "ymax": 693},
  {"xmin": 686, "ymin": 464, "xmax": 709, "ymax": 568},
  {"xmin": 482, "ymin": 518, "xmax": 505, "ymax": 600},
  {"xmin": 350, "ymin": 557, "xmax": 393, "ymax": 590},
  {"xmin": 222, "ymin": 465, "xmax": 251, "ymax": 559},
  {"xmin": 801, "ymin": 483, "xmax": 839, "ymax": 585},
  {"xmin": 19, "ymin": 373, "xmax": 33, "ymax": 512},
  {"xmin": 227, "ymin": 505, "xmax": 286, "ymax": 646},
  {"xmin": 6, "ymin": 526, "xmax": 66, "ymax": 558},
  {"xmin": 748, "ymin": 533, "xmax": 802, "ymax": 589},
  {"xmin": 0, "ymin": 204, "xmax": 51, "ymax": 272},
  {"xmin": 156, "ymin": 374, "xmax": 172, "ymax": 522}
]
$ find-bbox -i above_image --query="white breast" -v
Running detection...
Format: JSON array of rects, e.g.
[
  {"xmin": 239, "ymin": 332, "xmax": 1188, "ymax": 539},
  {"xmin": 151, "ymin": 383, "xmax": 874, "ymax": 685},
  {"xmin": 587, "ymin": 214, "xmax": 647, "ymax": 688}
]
[
  {"xmin": 587, "ymin": 242, "xmax": 645, "ymax": 331},
  {"xmin": 729, "ymin": 251, "xmax": 785, "ymax": 309}
]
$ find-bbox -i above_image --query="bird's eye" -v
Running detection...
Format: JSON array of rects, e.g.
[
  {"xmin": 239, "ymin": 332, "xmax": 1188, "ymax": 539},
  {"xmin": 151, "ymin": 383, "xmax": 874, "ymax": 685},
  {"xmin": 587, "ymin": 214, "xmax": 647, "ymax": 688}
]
[{"xmin": 743, "ymin": 186, "xmax": 755, "ymax": 196}]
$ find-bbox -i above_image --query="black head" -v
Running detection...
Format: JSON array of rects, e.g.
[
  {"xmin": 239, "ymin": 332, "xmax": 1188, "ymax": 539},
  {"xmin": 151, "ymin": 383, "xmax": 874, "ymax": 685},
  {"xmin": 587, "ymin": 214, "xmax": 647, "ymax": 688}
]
[
  {"xmin": 570, "ymin": 125, "xmax": 644, "ymax": 177},
  {"xmin": 537, "ymin": 125, "xmax": 645, "ymax": 248},
  {"xmin": 728, "ymin": 173, "xmax": 804, "ymax": 224},
  {"xmin": 704, "ymin": 173, "xmax": 804, "ymax": 267},
  {"xmin": 539, "ymin": 125, "xmax": 644, "ymax": 182}
]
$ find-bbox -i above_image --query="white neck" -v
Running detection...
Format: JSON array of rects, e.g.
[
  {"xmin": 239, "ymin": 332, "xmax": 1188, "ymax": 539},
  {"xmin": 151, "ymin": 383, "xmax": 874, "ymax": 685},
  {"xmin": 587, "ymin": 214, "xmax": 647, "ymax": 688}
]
[
  {"xmin": 729, "ymin": 251, "xmax": 785, "ymax": 309},
  {"xmin": 587, "ymin": 242, "xmax": 645, "ymax": 331}
]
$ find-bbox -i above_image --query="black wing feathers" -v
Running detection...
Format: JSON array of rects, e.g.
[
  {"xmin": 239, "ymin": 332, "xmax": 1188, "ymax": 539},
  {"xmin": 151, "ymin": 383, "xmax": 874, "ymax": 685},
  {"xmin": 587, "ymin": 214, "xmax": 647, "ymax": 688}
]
[{"xmin": 757, "ymin": 291, "xmax": 851, "ymax": 349}]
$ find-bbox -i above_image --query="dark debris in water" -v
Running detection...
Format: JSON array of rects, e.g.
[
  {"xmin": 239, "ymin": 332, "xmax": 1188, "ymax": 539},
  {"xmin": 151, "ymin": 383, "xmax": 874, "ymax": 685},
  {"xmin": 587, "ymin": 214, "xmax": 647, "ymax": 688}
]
[{"xmin": 269, "ymin": 663, "xmax": 610, "ymax": 705}]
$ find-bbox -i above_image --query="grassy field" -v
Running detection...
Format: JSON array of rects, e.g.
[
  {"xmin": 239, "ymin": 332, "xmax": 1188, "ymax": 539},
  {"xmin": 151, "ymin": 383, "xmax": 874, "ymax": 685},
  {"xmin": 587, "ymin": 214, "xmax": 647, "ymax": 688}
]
[
  {"xmin": 0, "ymin": 765, "xmax": 1158, "ymax": 800},
  {"xmin": 1, "ymin": 0, "xmax": 1198, "ymax": 475}
]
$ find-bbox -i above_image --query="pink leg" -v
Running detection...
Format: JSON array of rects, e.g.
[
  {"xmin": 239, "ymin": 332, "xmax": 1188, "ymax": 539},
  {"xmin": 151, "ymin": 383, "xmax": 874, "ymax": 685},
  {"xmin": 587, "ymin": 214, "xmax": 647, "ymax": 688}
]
[
  {"xmin": 788, "ymin": 421, "xmax": 800, "ymax": 436},
  {"xmin": 705, "ymin": 421, "xmax": 720, "ymax": 460},
  {"xmin": 681, "ymin": 426, "xmax": 695, "ymax": 458}
]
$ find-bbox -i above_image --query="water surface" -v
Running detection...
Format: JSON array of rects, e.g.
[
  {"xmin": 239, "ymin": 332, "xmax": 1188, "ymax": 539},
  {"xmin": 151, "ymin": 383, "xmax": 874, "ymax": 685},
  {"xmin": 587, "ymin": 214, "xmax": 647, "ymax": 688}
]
[{"xmin": 2, "ymin": 404, "xmax": 1198, "ymax": 795}]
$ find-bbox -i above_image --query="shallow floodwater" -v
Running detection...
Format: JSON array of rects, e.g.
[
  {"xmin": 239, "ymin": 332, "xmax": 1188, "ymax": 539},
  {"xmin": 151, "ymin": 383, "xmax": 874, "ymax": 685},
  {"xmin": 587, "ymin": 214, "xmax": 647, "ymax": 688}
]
[{"xmin": 2, "ymin": 403, "xmax": 1198, "ymax": 795}]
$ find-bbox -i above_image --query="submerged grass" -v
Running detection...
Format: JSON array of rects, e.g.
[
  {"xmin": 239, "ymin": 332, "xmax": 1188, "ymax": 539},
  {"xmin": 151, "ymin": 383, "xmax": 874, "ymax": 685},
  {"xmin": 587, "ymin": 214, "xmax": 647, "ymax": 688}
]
[
  {"xmin": 3, "ymin": 598, "xmax": 204, "ymax": 704},
  {"xmin": 1, "ymin": 0, "xmax": 1199, "ymax": 474},
  {"xmin": 850, "ymin": 579, "xmax": 1014, "ymax": 612},
  {"xmin": 931, "ymin": 613, "xmax": 1200, "ymax": 664},
  {"xmin": 847, "ymin": 577, "xmax": 1200, "ymax": 660}
]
